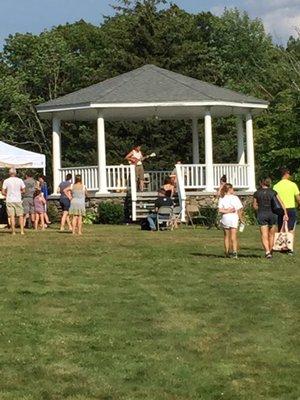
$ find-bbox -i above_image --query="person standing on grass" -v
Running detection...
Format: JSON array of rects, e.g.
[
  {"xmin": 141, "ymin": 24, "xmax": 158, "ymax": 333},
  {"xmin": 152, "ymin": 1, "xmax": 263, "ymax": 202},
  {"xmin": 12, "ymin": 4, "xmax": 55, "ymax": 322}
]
[
  {"xmin": 64, "ymin": 175, "xmax": 88, "ymax": 235},
  {"xmin": 58, "ymin": 173, "xmax": 72, "ymax": 231},
  {"xmin": 23, "ymin": 170, "xmax": 38, "ymax": 229},
  {"xmin": 253, "ymin": 178, "xmax": 288, "ymax": 259},
  {"xmin": 218, "ymin": 183, "xmax": 244, "ymax": 258},
  {"xmin": 38, "ymin": 175, "xmax": 51, "ymax": 226},
  {"xmin": 2, "ymin": 168, "xmax": 25, "ymax": 235},
  {"xmin": 273, "ymin": 168, "xmax": 300, "ymax": 256},
  {"xmin": 34, "ymin": 189, "xmax": 46, "ymax": 230}
]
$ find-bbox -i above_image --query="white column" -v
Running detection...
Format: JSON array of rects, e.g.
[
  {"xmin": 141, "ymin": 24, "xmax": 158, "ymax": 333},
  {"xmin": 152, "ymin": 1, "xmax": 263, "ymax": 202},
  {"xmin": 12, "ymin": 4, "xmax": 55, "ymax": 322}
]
[
  {"xmin": 246, "ymin": 113, "xmax": 256, "ymax": 192},
  {"xmin": 52, "ymin": 116, "xmax": 61, "ymax": 195},
  {"xmin": 204, "ymin": 109, "xmax": 214, "ymax": 192},
  {"xmin": 236, "ymin": 116, "xmax": 245, "ymax": 164},
  {"xmin": 96, "ymin": 114, "xmax": 108, "ymax": 194},
  {"xmin": 192, "ymin": 118, "xmax": 199, "ymax": 164}
]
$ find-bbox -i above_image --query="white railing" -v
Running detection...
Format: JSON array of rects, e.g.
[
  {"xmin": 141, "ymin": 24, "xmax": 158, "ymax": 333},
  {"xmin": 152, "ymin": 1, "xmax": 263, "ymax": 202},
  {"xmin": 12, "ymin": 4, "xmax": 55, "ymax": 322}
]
[
  {"xmin": 59, "ymin": 164, "xmax": 250, "ymax": 193},
  {"xmin": 179, "ymin": 164, "xmax": 206, "ymax": 189},
  {"xmin": 213, "ymin": 164, "xmax": 249, "ymax": 188},
  {"xmin": 145, "ymin": 170, "xmax": 172, "ymax": 192},
  {"xmin": 59, "ymin": 166, "xmax": 98, "ymax": 190},
  {"xmin": 106, "ymin": 165, "xmax": 131, "ymax": 191}
]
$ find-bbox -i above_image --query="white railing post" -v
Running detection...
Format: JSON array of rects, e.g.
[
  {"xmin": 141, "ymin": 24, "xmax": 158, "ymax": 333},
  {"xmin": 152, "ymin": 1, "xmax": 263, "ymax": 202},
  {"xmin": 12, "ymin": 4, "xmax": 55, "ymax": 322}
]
[
  {"xmin": 237, "ymin": 116, "xmax": 245, "ymax": 164},
  {"xmin": 96, "ymin": 114, "xmax": 108, "ymax": 194},
  {"xmin": 52, "ymin": 116, "xmax": 61, "ymax": 195},
  {"xmin": 192, "ymin": 118, "xmax": 200, "ymax": 164},
  {"xmin": 176, "ymin": 164, "xmax": 186, "ymax": 222},
  {"xmin": 130, "ymin": 164, "xmax": 137, "ymax": 221},
  {"xmin": 204, "ymin": 109, "xmax": 214, "ymax": 192},
  {"xmin": 246, "ymin": 113, "xmax": 256, "ymax": 192}
]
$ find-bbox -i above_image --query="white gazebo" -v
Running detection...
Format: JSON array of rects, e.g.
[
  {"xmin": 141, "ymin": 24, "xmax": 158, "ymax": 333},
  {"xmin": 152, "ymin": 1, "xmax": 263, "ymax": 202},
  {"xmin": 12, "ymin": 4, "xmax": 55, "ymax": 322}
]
[{"xmin": 37, "ymin": 64, "xmax": 268, "ymax": 218}]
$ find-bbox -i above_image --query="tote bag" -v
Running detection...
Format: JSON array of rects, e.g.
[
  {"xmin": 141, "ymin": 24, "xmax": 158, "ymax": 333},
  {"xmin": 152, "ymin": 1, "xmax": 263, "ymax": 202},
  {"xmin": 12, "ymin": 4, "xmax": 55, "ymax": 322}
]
[{"xmin": 273, "ymin": 222, "xmax": 294, "ymax": 252}]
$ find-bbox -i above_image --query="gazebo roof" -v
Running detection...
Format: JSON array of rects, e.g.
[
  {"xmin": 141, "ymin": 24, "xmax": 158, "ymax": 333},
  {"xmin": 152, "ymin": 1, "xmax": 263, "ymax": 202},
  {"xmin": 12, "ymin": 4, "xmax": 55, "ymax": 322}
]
[{"xmin": 37, "ymin": 64, "xmax": 268, "ymax": 121}]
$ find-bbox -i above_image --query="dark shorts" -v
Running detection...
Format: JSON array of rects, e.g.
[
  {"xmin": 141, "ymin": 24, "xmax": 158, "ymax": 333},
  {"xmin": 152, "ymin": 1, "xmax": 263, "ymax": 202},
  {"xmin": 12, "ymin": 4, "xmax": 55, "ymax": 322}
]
[
  {"xmin": 278, "ymin": 208, "xmax": 297, "ymax": 231},
  {"xmin": 60, "ymin": 197, "xmax": 70, "ymax": 212},
  {"xmin": 257, "ymin": 212, "xmax": 277, "ymax": 227}
]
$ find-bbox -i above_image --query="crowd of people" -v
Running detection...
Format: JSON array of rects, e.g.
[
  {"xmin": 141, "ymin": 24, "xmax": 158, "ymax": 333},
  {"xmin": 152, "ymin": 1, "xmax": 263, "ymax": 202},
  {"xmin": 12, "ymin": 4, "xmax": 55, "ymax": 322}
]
[
  {"xmin": 217, "ymin": 168, "xmax": 299, "ymax": 259},
  {"xmin": 1, "ymin": 168, "xmax": 88, "ymax": 235},
  {"xmin": 0, "ymin": 164, "xmax": 299, "ymax": 258}
]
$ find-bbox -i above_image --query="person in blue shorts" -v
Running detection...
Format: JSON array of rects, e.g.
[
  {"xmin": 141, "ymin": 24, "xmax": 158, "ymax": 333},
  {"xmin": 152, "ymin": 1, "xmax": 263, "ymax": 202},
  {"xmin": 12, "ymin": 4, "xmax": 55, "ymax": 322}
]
[{"xmin": 58, "ymin": 173, "xmax": 72, "ymax": 231}]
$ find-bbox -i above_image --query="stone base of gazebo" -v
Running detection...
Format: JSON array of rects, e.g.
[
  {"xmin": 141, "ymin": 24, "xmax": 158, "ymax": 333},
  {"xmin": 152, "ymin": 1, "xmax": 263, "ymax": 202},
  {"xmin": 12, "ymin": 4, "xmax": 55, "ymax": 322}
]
[{"xmin": 47, "ymin": 190, "xmax": 254, "ymax": 223}]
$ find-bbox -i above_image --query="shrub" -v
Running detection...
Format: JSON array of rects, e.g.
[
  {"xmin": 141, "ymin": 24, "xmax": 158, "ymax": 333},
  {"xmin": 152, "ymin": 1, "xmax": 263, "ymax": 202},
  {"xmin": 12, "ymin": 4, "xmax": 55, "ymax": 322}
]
[
  {"xmin": 47, "ymin": 202, "xmax": 60, "ymax": 223},
  {"xmin": 83, "ymin": 210, "xmax": 98, "ymax": 225},
  {"xmin": 243, "ymin": 205, "xmax": 258, "ymax": 225},
  {"xmin": 98, "ymin": 202, "xmax": 124, "ymax": 225}
]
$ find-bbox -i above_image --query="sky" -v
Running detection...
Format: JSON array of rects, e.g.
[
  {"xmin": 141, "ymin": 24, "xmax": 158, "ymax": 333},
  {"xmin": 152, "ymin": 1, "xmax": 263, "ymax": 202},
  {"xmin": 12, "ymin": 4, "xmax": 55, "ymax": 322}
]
[{"xmin": 0, "ymin": 0, "xmax": 299, "ymax": 49}]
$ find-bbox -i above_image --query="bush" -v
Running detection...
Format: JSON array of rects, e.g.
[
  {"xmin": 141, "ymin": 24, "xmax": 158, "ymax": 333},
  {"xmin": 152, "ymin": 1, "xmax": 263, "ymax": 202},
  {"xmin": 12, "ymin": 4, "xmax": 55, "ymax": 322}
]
[
  {"xmin": 47, "ymin": 202, "xmax": 60, "ymax": 223},
  {"xmin": 98, "ymin": 202, "xmax": 124, "ymax": 225},
  {"xmin": 243, "ymin": 205, "xmax": 258, "ymax": 225},
  {"xmin": 83, "ymin": 210, "xmax": 98, "ymax": 225}
]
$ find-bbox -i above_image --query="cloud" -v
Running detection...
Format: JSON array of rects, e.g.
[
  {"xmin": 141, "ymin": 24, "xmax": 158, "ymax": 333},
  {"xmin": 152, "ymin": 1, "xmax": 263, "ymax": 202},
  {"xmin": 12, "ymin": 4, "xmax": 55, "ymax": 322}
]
[
  {"xmin": 245, "ymin": 0, "xmax": 300, "ymax": 42},
  {"xmin": 210, "ymin": 0, "xmax": 300, "ymax": 44},
  {"xmin": 263, "ymin": 7, "xmax": 300, "ymax": 43}
]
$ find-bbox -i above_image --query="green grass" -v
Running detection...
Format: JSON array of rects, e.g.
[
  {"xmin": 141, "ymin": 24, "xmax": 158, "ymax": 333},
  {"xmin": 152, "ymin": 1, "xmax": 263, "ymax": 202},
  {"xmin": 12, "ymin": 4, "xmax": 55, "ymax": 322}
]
[{"xmin": 0, "ymin": 225, "xmax": 299, "ymax": 400}]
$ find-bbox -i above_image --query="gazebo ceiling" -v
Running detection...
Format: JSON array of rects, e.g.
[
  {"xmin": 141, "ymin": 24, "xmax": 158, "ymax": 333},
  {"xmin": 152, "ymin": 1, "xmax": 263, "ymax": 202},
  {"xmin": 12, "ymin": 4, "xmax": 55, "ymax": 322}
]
[{"xmin": 36, "ymin": 64, "xmax": 268, "ymax": 121}]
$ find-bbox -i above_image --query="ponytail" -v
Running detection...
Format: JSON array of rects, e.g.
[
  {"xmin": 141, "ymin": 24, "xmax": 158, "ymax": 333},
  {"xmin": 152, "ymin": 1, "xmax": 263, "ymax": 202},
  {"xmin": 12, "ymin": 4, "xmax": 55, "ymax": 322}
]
[{"xmin": 220, "ymin": 183, "xmax": 233, "ymax": 198}]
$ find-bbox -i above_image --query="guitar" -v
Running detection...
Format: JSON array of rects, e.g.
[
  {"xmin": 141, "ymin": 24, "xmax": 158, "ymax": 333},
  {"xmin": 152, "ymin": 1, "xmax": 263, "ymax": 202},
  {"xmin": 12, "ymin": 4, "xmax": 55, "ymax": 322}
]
[{"xmin": 129, "ymin": 152, "xmax": 156, "ymax": 165}]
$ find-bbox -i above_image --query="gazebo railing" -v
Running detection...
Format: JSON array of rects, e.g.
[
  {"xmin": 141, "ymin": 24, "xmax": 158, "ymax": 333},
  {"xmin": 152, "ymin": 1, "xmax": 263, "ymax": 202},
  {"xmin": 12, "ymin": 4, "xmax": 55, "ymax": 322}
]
[
  {"xmin": 177, "ymin": 164, "xmax": 249, "ymax": 190},
  {"xmin": 59, "ymin": 166, "xmax": 172, "ymax": 192},
  {"xmin": 59, "ymin": 164, "xmax": 249, "ymax": 192},
  {"xmin": 213, "ymin": 164, "xmax": 249, "ymax": 188},
  {"xmin": 59, "ymin": 166, "xmax": 99, "ymax": 190},
  {"xmin": 180, "ymin": 164, "xmax": 206, "ymax": 189}
]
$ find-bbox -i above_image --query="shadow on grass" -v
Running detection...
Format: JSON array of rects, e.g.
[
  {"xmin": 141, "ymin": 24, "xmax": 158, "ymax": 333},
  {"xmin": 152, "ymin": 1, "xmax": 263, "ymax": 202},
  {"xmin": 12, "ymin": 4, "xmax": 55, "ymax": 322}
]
[{"xmin": 191, "ymin": 252, "xmax": 262, "ymax": 259}]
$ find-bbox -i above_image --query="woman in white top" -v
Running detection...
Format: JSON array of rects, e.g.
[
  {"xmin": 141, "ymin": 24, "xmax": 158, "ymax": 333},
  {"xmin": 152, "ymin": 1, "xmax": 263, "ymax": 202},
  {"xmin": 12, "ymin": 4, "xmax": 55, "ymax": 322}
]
[{"xmin": 218, "ymin": 183, "xmax": 244, "ymax": 258}]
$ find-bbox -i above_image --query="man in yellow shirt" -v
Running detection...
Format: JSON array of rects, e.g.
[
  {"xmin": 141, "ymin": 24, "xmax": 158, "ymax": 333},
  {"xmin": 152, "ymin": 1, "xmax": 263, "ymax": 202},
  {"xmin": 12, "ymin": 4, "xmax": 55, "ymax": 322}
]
[{"xmin": 273, "ymin": 168, "xmax": 300, "ymax": 245}]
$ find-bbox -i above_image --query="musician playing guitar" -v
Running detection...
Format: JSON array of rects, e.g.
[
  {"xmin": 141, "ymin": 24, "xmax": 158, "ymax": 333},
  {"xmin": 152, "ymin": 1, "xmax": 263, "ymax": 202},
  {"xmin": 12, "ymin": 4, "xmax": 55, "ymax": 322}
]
[{"xmin": 125, "ymin": 145, "xmax": 155, "ymax": 192}]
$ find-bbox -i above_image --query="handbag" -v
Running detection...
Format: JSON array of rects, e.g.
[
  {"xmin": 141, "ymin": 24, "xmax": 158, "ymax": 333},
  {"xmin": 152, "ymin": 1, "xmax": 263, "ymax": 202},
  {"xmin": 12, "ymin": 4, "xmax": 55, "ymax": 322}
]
[
  {"xmin": 271, "ymin": 195, "xmax": 284, "ymax": 216},
  {"xmin": 273, "ymin": 222, "xmax": 294, "ymax": 252}
]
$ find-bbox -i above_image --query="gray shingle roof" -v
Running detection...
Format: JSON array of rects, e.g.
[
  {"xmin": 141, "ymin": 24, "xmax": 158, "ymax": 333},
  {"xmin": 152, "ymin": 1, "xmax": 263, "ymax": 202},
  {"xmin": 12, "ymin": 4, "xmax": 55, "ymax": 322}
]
[{"xmin": 37, "ymin": 64, "xmax": 268, "ymax": 110}]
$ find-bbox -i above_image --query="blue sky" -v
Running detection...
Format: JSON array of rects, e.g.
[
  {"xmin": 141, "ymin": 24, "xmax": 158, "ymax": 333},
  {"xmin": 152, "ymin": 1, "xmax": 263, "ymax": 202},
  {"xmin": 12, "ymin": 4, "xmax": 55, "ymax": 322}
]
[{"xmin": 0, "ymin": 0, "xmax": 299, "ymax": 48}]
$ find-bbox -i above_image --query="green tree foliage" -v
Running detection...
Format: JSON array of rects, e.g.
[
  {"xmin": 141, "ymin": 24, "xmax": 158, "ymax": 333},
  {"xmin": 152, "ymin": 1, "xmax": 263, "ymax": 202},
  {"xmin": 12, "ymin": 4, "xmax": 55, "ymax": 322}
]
[{"xmin": 0, "ymin": 0, "xmax": 299, "ymax": 183}]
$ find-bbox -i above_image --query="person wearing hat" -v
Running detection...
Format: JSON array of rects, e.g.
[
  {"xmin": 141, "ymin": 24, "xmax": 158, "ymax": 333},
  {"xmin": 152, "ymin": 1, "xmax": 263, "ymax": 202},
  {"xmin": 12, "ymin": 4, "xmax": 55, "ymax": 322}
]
[{"xmin": 2, "ymin": 168, "xmax": 25, "ymax": 235}]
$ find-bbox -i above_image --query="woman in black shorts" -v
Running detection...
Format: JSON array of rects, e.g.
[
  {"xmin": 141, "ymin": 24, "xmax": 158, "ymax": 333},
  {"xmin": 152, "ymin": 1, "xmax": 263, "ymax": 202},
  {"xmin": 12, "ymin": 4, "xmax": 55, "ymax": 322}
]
[{"xmin": 253, "ymin": 178, "xmax": 288, "ymax": 259}]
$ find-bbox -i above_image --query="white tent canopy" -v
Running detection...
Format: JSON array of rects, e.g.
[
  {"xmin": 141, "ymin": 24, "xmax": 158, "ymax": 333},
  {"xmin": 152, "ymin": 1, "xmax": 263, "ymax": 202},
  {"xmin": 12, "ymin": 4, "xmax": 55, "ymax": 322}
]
[{"xmin": 0, "ymin": 141, "xmax": 46, "ymax": 171}]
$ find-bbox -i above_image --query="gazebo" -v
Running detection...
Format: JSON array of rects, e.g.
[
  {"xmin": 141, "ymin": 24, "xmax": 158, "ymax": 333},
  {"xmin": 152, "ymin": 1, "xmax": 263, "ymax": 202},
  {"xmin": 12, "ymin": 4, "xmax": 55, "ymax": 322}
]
[{"xmin": 37, "ymin": 64, "xmax": 268, "ymax": 218}]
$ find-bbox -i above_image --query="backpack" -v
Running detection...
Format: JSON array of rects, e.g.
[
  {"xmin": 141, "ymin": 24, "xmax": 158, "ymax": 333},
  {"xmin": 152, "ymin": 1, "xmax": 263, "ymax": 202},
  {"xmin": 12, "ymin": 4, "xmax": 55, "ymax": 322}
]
[{"xmin": 140, "ymin": 218, "xmax": 151, "ymax": 230}]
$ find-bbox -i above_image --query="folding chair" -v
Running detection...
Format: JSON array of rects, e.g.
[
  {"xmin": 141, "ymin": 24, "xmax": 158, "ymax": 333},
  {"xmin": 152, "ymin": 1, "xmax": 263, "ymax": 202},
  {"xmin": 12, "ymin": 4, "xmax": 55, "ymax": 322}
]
[
  {"xmin": 157, "ymin": 206, "xmax": 173, "ymax": 231},
  {"xmin": 170, "ymin": 206, "xmax": 182, "ymax": 230},
  {"xmin": 144, "ymin": 173, "xmax": 151, "ymax": 191},
  {"xmin": 186, "ymin": 204, "xmax": 207, "ymax": 228}
]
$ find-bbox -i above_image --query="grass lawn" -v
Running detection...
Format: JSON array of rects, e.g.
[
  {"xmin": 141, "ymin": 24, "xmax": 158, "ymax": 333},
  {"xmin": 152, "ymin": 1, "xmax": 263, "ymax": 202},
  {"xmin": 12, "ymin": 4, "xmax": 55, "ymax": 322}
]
[{"xmin": 0, "ymin": 225, "xmax": 299, "ymax": 400}]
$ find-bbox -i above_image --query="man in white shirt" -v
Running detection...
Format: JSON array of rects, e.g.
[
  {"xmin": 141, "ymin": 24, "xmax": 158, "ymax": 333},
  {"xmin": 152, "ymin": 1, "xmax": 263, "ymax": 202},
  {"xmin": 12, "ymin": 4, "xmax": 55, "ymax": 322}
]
[
  {"xmin": 2, "ymin": 168, "xmax": 25, "ymax": 235},
  {"xmin": 125, "ymin": 145, "xmax": 145, "ymax": 191}
]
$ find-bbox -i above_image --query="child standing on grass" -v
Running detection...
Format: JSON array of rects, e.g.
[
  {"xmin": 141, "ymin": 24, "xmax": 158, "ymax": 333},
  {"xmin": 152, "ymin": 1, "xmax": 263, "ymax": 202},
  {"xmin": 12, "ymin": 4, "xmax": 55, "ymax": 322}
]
[
  {"xmin": 218, "ymin": 183, "xmax": 244, "ymax": 258},
  {"xmin": 34, "ymin": 189, "xmax": 46, "ymax": 230}
]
